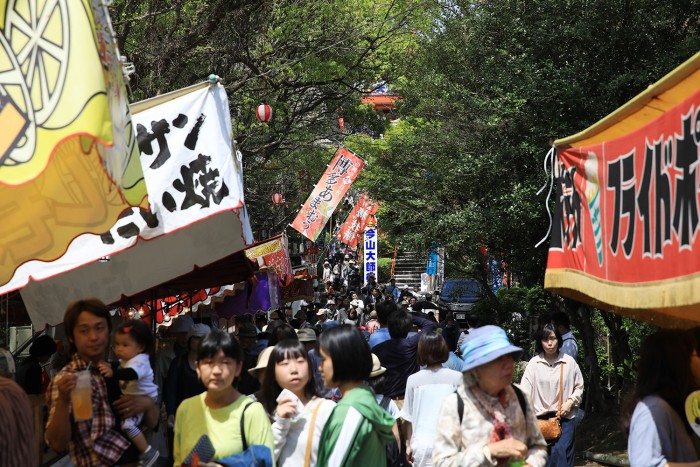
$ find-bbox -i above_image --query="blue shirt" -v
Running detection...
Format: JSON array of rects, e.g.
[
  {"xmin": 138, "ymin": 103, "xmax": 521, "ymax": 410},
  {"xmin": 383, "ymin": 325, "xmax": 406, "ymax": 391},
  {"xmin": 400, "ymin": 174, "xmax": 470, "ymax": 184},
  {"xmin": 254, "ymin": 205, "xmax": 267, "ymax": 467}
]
[
  {"xmin": 560, "ymin": 331, "xmax": 578, "ymax": 360},
  {"xmin": 369, "ymin": 328, "xmax": 391, "ymax": 349},
  {"xmin": 444, "ymin": 351, "xmax": 464, "ymax": 372}
]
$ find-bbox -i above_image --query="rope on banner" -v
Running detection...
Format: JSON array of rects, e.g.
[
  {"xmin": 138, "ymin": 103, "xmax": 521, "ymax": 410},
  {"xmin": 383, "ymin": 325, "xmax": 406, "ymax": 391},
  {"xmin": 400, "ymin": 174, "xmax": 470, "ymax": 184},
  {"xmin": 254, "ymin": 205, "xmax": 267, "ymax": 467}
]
[{"xmin": 535, "ymin": 146, "xmax": 556, "ymax": 248}]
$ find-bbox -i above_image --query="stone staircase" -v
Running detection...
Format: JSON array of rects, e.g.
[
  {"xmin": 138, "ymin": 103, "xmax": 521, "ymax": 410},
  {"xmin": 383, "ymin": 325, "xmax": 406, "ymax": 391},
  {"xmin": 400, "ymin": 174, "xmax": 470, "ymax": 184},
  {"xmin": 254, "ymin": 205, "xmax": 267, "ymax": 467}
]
[{"xmin": 392, "ymin": 251, "xmax": 425, "ymax": 288}]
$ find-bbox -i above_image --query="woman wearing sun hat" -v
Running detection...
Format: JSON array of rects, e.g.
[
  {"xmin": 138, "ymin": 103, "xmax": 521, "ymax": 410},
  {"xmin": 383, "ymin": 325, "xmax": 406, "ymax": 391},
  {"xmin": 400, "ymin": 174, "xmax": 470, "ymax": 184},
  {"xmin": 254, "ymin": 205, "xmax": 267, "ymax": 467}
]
[{"xmin": 433, "ymin": 325, "xmax": 547, "ymax": 467}]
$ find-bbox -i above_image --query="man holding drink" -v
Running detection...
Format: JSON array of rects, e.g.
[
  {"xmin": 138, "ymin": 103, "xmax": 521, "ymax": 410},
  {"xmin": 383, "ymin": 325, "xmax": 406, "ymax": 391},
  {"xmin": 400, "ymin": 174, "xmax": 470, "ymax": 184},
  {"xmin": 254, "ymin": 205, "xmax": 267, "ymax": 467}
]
[{"xmin": 45, "ymin": 298, "xmax": 159, "ymax": 466}]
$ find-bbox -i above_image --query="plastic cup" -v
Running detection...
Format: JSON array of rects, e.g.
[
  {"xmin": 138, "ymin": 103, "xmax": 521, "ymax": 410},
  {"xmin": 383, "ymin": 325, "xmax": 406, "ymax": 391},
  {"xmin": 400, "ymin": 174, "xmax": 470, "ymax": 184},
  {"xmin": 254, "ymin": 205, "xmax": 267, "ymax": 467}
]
[{"xmin": 71, "ymin": 370, "xmax": 93, "ymax": 421}]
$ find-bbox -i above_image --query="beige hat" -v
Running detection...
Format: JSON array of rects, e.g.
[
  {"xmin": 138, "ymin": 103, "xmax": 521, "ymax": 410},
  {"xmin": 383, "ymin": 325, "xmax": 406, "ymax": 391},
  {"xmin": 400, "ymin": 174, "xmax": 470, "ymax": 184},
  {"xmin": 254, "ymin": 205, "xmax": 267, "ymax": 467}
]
[
  {"xmin": 296, "ymin": 328, "xmax": 317, "ymax": 342},
  {"xmin": 369, "ymin": 354, "xmax": 386, "ymax": 378},
  {"xmin": 369, "ymin": 310, "xmax": 378, "ymax": 319},
  {"xmin": 316, "ymin": 309, "xmax": 327, "ymax": 316},
  {"xmin": 248, "ymin": 346, "xmax": 274, "ymax": 376}
]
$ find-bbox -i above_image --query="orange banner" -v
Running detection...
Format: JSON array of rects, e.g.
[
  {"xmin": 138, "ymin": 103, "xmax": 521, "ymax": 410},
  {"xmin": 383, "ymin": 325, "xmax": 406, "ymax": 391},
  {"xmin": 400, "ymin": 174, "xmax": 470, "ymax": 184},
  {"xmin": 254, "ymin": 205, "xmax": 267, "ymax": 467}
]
[
  {"xmin": 336, "ymin": 193, "xmax": 379, "ymax": 248},
  {"xmin": 545, "ymin": 88, "xmax": 700, "ymax": 325},
  {"xmin": 291, "ymin": 148, "xmax": 365, "ymax": 241}
]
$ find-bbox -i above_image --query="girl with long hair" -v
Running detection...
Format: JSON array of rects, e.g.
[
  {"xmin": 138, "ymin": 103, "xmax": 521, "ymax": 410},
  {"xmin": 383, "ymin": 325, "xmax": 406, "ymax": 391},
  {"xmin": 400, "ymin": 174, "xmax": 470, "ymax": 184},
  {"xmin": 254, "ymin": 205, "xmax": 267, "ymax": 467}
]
[{"xmin": 259, "ymin": 339, "xmax": 335, "ymax": 466}]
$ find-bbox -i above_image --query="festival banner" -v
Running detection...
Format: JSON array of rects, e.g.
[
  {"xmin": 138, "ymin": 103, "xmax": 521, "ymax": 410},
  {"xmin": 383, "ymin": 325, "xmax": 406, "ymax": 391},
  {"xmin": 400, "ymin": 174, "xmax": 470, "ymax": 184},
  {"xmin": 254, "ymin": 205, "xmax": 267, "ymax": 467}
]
[
  {"xmin": 3, "ymin": 82, "xmax": 246, "ymax": 295},
  {"xmin": 291, "ymin": 148, "xmax": 365, "ymax": 241},
  {"xmin": 545, "ymin": 87, "xmax": 700, "ymax": 326},
  {"xmin": 336, "ymin": 193, "xmax": 380, "ymax": 248},
  {"xmin": 363, "ymin": 226, "xmax": 378, "ymax": 284},
  {"xmin": 0, "ymin": 0, "xmax": 145, "ymax": 291},
  {"xmin": 245, "ymin": 234, "xmax": 293, "ymax": 286}
]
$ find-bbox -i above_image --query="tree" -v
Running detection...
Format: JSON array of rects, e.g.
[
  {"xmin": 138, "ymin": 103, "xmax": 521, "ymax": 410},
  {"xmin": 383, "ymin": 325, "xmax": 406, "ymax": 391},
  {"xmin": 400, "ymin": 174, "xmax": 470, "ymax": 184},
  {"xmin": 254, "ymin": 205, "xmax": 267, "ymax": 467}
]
[
  {"xmin": 361, "ymin": 0, "xmax": 700, "ymax": 286},
  {"xmin": 110, "ymin": 0, "xmax": 425, "ymax": 239}
]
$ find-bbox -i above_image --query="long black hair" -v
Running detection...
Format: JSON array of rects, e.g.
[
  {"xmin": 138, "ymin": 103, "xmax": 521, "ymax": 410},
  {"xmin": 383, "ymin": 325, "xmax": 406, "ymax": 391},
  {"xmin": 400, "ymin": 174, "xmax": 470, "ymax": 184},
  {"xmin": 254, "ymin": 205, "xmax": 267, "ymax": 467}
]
[
  {"xmin": 258, "ymin": 339, "xmax": 317, "ymax": 415},
  {"xmin": 621, "ymin": 329, "xmax": 697, "ymax": 434}
]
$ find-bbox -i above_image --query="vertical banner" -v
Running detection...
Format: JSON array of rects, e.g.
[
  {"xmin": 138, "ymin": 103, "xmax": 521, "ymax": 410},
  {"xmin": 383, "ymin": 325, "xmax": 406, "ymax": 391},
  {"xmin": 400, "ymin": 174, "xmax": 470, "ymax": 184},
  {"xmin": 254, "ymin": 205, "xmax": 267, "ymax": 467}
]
[
  {"xmin": 244, "ymin": 234, "xmax": 293, "ymax": 286},
  {"xmin": 336, "ymin": 193, "xmax": 380, "ymax": 248},
  {"xmin": 291, "ymin": 148, "xmax": 365, "ymax": 241},
  {"xmin": 363, "ymin": 226, "xmax": 378, "ymax": 284}
]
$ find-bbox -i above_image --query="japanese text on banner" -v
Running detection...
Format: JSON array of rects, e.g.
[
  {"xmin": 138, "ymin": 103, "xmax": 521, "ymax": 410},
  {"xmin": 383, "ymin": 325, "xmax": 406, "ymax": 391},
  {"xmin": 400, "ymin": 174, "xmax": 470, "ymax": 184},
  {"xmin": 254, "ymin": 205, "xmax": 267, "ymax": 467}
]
[{"xmin": 291, "ymin": 148, "xmax": 365, "ymax": 241}]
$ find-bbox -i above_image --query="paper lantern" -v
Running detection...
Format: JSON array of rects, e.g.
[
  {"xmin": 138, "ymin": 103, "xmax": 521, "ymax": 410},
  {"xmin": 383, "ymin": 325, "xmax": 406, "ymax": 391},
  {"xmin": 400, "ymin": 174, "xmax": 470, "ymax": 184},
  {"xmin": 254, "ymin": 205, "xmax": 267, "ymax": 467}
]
[
  {"xmin": 256, "ymin": 103, "xmax": 272, "ymax": 123},
  {"xmin": 272, "ymin": 193, "xmax": 284, "ymax": 204}
]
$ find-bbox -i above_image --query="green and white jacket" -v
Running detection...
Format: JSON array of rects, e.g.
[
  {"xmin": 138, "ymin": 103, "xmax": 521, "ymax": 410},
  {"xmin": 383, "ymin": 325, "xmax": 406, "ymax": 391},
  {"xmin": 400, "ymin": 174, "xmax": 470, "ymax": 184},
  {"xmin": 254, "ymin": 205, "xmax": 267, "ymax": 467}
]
[{"xmin": 316, "ymin": 386, "xmax": 395, "ymax": 467}]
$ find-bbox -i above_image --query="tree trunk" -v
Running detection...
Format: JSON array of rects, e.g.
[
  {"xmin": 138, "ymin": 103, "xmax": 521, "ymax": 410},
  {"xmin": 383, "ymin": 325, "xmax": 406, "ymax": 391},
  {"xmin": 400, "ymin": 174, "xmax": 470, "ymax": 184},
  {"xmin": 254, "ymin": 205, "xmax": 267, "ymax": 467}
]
[
  {"xmin": 600, "ymin": 311, "xmax": 633, "ymax": 403},
  {"xmin": 564, "ymin": 300, "xmax": 609, "ymax": 414}
]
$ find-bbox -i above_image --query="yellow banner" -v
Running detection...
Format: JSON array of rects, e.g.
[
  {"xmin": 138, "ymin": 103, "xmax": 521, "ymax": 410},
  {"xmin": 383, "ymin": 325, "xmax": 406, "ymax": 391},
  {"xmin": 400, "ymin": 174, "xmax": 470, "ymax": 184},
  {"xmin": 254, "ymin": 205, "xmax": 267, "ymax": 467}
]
[{"xmin": 0, "ymin": 0, "xmax": 145, "ymax": 289}]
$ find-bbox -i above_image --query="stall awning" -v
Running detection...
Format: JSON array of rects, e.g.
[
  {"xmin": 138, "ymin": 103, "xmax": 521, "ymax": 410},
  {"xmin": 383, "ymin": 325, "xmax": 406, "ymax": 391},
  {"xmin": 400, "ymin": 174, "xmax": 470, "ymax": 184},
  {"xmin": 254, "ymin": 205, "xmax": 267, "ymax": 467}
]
[{"xmin": 545, "ymin": 51, "xmax": 700, "ymax": 328}]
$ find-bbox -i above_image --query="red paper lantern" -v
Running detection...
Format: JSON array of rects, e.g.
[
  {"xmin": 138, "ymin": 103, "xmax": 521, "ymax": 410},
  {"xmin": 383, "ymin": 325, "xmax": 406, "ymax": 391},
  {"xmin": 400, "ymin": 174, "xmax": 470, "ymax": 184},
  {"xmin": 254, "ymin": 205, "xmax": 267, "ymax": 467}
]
[
  {"xmin": 256, "ymin": 103, "xmax": 272, "ymax": 123},
  {"xmin": 272, "ymin": 193, "xmax": 284, "ymax": 204}
]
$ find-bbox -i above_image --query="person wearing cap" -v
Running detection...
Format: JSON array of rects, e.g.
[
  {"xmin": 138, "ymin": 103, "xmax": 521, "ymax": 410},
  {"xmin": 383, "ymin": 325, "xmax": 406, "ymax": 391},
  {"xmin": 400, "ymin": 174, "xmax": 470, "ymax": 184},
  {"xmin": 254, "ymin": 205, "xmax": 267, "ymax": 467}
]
[
  {"xmin": 322, "ymin": 260, "xmax": 334, "ymax": 285},
  {"xmin": 367, "ymin": 273, "xmax": 378, "ymax": 291},
  {"xmin": 433, "ymin": 325, "xmax": 547, "ymax": 467},
  {"xmin": 164, "ymin": 323, "xmax": 210, "ymax": 429},
  {"xmin": 236, "ymin": 322, "xmax": 263, "ymax": 395},
  {"xmin": 326, "ymin": 299, "xmax": 338, "ymax": 320},
  {"xmin": 297, "ymin": 328, "xmax": 333, "ymax": 399},
  {"xmin": 246, "ymin": 346, "xmax": 274, "ymax": 401}
]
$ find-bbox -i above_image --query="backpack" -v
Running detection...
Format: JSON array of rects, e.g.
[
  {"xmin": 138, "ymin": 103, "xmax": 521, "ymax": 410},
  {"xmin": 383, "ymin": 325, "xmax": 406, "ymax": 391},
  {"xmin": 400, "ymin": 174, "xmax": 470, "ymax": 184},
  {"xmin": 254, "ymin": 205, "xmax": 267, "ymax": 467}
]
[
  {"xmin": 379, "ymin": 395, "xmax": 401, "ymax": 467},
  {"xmin": 456, "ymin": 383, "xmax": 527, "ymax": 423}
]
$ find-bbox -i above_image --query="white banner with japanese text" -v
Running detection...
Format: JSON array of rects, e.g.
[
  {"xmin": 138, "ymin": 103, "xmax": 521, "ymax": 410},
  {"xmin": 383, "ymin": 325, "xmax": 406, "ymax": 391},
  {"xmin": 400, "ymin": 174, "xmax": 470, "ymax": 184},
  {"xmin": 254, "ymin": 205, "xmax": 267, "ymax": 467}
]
[{"xmin": 363, "ymin": 226, "xmax": 378, "ymax": 284}]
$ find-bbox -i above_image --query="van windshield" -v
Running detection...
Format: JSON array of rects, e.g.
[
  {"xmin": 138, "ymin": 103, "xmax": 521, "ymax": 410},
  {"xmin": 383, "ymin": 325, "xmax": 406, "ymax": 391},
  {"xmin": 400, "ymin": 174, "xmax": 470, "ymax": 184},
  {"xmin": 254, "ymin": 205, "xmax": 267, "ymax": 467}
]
[{"xmin": 441, "ymin": 280, "xmax": 481, "ymax": 298}]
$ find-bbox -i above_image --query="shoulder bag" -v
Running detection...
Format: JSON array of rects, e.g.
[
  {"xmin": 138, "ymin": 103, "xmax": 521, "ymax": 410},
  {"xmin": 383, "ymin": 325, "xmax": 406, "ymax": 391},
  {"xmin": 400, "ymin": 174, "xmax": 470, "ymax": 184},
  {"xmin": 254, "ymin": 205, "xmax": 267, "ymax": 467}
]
[{"xmin": 536, "ymin": 363, "xmax": 563, "ymax": 442}]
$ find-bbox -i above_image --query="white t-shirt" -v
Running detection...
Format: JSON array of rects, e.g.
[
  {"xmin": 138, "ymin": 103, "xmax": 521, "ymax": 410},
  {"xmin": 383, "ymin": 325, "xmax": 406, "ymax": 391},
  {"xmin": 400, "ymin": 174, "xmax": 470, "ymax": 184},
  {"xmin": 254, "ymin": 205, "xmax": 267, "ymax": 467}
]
[
  {"xmin": 401, "ymin": 368, "xmax": 463, "ymax": 467},
  {"xmin": 272, "ymin": 397, "xmax": 336, "ymax": 466},
  {"xmin": 120, "ymin": 353, "xmax": 158, "ymax": 400}
]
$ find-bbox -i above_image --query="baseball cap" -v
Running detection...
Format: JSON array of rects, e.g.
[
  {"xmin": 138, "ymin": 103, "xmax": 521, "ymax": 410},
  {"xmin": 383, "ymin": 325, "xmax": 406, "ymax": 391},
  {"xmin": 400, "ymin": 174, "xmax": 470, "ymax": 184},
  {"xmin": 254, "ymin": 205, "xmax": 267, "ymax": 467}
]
[
  {"xmin": 169, "ymin": 314, "xmax": 194, "ymax": 333},
  {"xmin": 296, "ymin": 328, "xmax": 317, "ymax": 342},
  {"xmin": 236, "ymin": 322, "xmax": 258, "ymax": 338}
]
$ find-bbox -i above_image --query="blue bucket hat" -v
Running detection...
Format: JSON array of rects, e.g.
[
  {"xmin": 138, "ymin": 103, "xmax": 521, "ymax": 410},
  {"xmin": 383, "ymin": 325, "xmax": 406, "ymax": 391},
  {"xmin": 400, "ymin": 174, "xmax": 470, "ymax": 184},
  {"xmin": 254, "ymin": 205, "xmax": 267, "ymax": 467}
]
[{"xmin": 460, "ymin": 325, "xmax": 522, "ymax": 372}]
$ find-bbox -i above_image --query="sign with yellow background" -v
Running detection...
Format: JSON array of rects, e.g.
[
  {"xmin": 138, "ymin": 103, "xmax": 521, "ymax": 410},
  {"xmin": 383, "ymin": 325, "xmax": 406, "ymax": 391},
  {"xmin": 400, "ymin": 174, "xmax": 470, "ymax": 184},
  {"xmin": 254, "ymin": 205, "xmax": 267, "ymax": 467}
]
[{"xmin": 0, "ymin": 0, "xmax": 145, "ymax": 290}]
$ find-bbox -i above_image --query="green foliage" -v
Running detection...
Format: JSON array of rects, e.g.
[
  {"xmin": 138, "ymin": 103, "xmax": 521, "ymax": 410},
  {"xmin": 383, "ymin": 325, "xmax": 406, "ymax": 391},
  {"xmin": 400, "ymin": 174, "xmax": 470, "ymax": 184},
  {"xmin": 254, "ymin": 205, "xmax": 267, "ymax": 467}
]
[
  {"xmin": 363, "ymin": 0, "xmax": 700, "ymax": 287},
  {"xmin": 110, "ymin": 0, "xmax": 424, "ymax": 241},
  {"xmin": 377, "ymin": 257, "xmax": 393, "ymax": 284}
]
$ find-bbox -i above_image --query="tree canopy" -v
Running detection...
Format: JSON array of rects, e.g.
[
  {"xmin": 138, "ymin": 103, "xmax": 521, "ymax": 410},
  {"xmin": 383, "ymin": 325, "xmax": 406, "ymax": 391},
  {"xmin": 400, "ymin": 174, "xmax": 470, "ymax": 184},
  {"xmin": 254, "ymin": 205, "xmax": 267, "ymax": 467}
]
[{"xmin": 358, "ymin": 0, "xmax": 700, "ymax": 286}]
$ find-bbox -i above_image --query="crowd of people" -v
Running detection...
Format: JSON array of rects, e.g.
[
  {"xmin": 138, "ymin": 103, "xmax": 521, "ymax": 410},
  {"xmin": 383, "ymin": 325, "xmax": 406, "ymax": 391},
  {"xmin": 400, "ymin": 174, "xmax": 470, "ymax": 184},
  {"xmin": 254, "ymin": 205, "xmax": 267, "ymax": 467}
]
[{"xmin": 0, "ymin": 256, "xmax": 700, "ymax": 466}]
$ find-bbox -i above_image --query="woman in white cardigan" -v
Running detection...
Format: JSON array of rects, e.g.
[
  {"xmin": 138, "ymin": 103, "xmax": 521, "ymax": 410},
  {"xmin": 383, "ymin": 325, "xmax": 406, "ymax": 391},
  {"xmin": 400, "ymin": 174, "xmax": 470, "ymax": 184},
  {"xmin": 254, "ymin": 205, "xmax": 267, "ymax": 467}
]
[
  {"xmin": 520, "ymin": 323, "xmax": 584, "ymax": 467},
  {"xmin": 258, "ymin": 339, "xmax": 335, "ymax": 466}
]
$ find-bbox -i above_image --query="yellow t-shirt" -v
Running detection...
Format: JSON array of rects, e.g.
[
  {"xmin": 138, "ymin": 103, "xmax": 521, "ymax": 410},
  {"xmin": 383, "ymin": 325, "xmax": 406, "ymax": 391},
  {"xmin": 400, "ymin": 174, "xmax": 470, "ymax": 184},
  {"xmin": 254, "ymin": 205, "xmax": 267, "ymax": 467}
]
[{"xmin": 173, "ymin": 393, "xmax": 274, "ymax": 466}]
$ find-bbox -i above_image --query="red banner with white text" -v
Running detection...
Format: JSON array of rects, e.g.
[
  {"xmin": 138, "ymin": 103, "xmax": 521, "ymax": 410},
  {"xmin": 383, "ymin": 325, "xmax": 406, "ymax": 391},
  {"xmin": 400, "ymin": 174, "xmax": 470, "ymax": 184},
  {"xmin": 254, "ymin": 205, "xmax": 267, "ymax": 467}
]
[
  {"xmin": 545, "ymin": 88, "xmax": 700, "ymax": 326},
  {"xmin": 291, "ymin": 148, "xmax": 365, "ymax": 241},
  {"xmin": 336, "ymin": 193, "xmax": 379, "ymax": 248}
]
